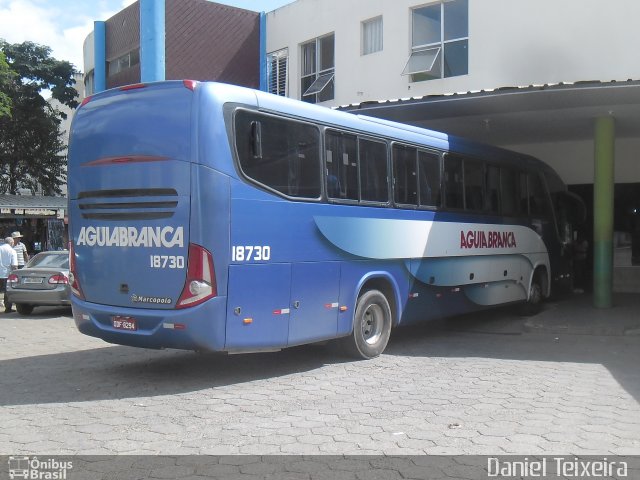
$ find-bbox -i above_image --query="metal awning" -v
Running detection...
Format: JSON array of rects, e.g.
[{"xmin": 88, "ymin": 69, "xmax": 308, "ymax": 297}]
[
  {"xmin": 0, "ymin": 195, "xmax": 66, "ymax": 217},
  {"xmin": 338, "ymin": 79, "xmax": 640, "ymax": 146}
]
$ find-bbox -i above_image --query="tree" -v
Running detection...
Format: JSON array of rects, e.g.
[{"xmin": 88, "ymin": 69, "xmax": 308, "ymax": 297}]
[
  {"xmin": 0, "ymin": 40, "xmax": 78, "ymax": 195},
  {"xmin": 0, "ymin": 51, "xmax": 13, "ymax": 118}
]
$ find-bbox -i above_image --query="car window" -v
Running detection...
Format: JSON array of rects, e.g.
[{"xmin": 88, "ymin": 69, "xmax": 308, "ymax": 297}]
[{"xmin": 27, "ymin": 253, "xmax": 69, "ymax": 269}]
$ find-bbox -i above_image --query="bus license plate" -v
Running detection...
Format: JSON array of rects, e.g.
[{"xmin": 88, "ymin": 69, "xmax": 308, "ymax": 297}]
[{"xmin": 112, "ymin": 316, "xmax": 138, "ymax": 331}]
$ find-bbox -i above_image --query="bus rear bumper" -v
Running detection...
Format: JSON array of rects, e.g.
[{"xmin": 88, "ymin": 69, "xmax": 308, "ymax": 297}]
[{"xmin": 71, "ymin": 296, "xmax": 227, "ymax": 352}]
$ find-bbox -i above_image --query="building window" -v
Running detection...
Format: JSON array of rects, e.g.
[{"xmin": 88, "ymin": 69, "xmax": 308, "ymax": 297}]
[
  {"xmin": 108, "ymin": 49, "xmax": 140, "ymax": 76},
  {"xmin": 267, "ymin": 48, "xmax": 289, "ymax": 96},
  {"xmin": 301, "ymin": 33, "xmax": 334, "ymax": 104},
  {"xmin": 362, "ymin": 16, "xmax": 383, "ymax": 55},
  {"xmin": 403, "ymin": 0, "xmax": 468, "ymax": 82}
]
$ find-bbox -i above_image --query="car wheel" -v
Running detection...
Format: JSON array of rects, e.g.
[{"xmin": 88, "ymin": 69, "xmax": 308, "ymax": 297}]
[{"xmin": 16, "ymin": 304, "xmax": 34, "ymax": 315}]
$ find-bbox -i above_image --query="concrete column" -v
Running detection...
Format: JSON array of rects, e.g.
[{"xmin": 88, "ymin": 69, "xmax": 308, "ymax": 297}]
[
  {"xmin": 93, "ymin": 21, "xmax": 106, "ymax": 93},
  {"xmin": 140, "ymin": 0, "xmax": 165, "ymax": 83},
  {"xmin": 593, "ymin": 116, "xmax": 615, "ymax": 308}
]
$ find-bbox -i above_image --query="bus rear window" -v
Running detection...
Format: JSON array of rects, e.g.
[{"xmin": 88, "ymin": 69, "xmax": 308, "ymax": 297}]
[
  {"xmin": 69, "ymin": 85, "xmax": 192, "ymax": 167},
  {"xmin": 235, "ymin": 110, "xmax": 321, "ymax": 199}
]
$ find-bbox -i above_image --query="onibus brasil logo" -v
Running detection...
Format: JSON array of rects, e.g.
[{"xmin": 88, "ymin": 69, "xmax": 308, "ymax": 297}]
[{"xmin": 7, "ymin": 457, "xmax": 72, "ymax": 479}]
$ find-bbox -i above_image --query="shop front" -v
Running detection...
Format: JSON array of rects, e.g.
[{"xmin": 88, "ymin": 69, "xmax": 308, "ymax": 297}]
[{"xmin": 0, "ymin": 195, "xmax": 67, "ymax": 254}]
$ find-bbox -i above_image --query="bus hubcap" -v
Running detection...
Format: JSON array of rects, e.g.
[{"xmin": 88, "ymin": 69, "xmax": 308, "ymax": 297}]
[{"xmin": 361, "ymin": 304, "xmax": 383, "ymax": 345}]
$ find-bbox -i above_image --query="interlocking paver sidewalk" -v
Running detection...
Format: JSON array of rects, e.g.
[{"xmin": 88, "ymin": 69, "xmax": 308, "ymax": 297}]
[{"xmin": 0, "ymin": 297, "xmax": 639, "ymax": 456}]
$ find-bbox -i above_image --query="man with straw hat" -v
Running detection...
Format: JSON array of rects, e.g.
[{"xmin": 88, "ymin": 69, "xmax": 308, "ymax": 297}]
[{"xmin": 11, "ymin": 231, "xmax": 29, "ymax": 269}]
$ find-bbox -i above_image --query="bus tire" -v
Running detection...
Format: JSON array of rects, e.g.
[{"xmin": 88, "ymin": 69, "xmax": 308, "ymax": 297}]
[
  {"xmin": 342, "ymin": 289, "xmax": 392, "ymax": 359},
  {"xmin": 521, "ymin": 271, "xmax": 543, "ymax": 316}
]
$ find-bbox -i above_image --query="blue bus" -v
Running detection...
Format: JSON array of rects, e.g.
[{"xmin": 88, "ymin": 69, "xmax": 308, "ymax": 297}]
[{"xmin": 68, "ymin": 80, "xmax": 584, "ymax": 359}]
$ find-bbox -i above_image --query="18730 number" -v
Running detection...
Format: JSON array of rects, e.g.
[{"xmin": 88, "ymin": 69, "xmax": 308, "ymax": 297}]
[
  {"xmin": 232, "ymin": 245, "xmax": 271, "ymax": 262},
  {"xmin": 150, "ymin": 255, "xmax": 185, "ymax": 269}
]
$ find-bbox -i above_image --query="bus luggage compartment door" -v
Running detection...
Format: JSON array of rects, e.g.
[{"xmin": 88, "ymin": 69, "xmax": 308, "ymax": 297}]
[
  {"xmin": 225, "ymin": 263, "xmax": 291, "ymax": 351},
  {"xmin": 288, "ymin": 262, "xmax": 340, "ymax": 346}
]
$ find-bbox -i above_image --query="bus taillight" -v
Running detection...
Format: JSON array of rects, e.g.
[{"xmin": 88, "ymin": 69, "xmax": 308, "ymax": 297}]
[
  {"xmin": 183, "ymin": 79, "xmax": 198, "ymax": 91},
  {"xmin": 68, "ymin": 241, "xmax": 84, "ymax": 300},
  {"xmin": 176, "ymin": 244, "xmax": 217, "ymax": 309},
  {"xmin": 119, "ymin": 83, "xmax": 147, "ymax": 91}
]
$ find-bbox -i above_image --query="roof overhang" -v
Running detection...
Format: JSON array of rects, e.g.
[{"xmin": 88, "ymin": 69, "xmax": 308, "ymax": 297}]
[
  {"xmin": 339, "ymin": 80, "xmax": 640, "ymax": 146},
  {"xmin": 0, "ymin": 195, "xmax": 67, "ymax": 211}
]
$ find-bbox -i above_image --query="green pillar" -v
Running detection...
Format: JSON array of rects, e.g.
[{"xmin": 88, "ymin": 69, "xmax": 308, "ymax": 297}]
[{"xmin": 593, "ymin": 116, "xmax": 615, "ymax": 308}]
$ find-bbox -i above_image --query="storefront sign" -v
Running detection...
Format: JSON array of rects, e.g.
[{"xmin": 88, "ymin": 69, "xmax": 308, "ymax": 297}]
[{"xmin": 24, "ymin": 208, "xmax": 57, "ymax": 216}]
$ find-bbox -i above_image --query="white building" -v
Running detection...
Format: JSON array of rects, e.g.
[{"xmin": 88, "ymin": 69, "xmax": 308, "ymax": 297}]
[
  {"xmin": 267, "ymin": 0, "xmax": 640, "ymax": 108},
  {"xmin": 266, "ymin": 0, "xmax": 640, "ymax": 298}
]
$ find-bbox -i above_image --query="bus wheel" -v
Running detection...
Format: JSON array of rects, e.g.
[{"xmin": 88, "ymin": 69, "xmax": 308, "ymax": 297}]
[
  {"xmin": 343, "ymin": 289, "xmax": 392, "ymax": 359},
  {"xmin": 521, "ymin": 272, "xmax": 543, "ymax": 316}
]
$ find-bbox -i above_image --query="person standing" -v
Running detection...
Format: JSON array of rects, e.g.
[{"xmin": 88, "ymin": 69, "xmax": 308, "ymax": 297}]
[
  {"xmin": 0, "ymin": 237, "xmax": 18, "ymax": 313},
  {"xmin": 11, "ymin": 231, "xmax": 29, "ymax": 269}
]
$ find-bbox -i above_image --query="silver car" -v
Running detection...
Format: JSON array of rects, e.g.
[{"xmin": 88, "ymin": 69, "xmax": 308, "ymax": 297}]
[{"xmin": 6, "ymin": 251, "xmax": 70, "ymax": 315}]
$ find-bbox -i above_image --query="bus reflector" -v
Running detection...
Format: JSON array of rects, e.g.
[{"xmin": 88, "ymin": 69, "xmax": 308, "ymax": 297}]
[
  {"xmin": 163, "ymin": 322, "xmax": 186, "ymax": 330},
  {"xmin": 69, "ymin": 242, "xmax": 84, "ymax": 300},
  {"xmin": 243, "ymin": 318, "xmax": 253, "ymax": 325},
  {"xmin": 176, "ymin": 244, "xmax": 217, "ymax": 309}
]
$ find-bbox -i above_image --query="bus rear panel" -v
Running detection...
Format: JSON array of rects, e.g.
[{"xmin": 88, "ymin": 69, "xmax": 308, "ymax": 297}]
[{"xmin": 68, "ymin": 81, "xmax": 229, "ymax": 351}]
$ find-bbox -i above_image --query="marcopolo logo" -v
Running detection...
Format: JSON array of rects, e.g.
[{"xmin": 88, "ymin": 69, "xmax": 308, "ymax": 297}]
[
  {"xmin": 76, "ymin": 226, "xmax": 184, "ymax": 249},
  {"xmin": 8, "ymin": 457, "xmax": 73, "ymax": 480},
  {"xmin": 131, "ymin": 294, "xmax": 173, "ymax": 305}
]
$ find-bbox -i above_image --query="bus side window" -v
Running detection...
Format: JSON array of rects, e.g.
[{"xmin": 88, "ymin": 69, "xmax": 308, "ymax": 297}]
[
  {"xmin": 359, "ymin": 138, "xmax": 388, "ymax": 203},
  {"xmin": 235, "ymin": 110, "xmax": 321, "ymax": 199},
  {"xmin": 418, "ymin": 150, "xmax": 440, "ymax": 207},
  {"xmin": 528, "ymin": 173, "xmax": 551, "ymax": 218},
  {"xmin": 444, "ymin": 154, "xmax": 464, "ymax": 209},
  {"xmin": 464, "ymin": 160, "xmax": 484, "ymax": 211},
  {"xmin": 500, "ymin": 167, "xmax": 520, "ymax": 216},
  {"xmin": 325, "ymin": 130, "xmax": 358, "ymax": 201},
  {"xmin": 485, "ymin": 164, "xmax": 500, "ymax": 214},
  {"xmin": 518, "ymin": 172, "xmax": 529, "ymax": 214},
  {"xmin": 392, "ymin": 144, "xmax": 418, "ymax": 206}
]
